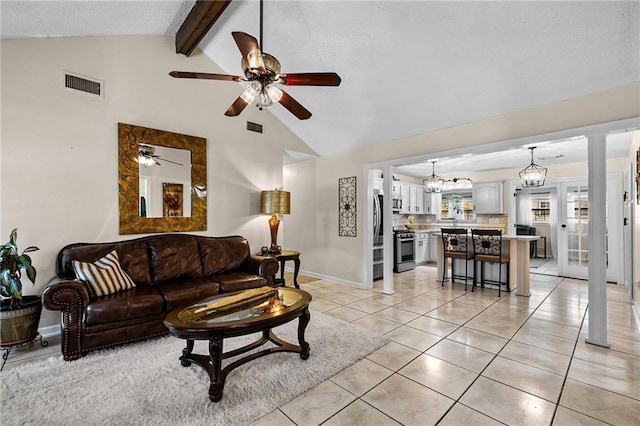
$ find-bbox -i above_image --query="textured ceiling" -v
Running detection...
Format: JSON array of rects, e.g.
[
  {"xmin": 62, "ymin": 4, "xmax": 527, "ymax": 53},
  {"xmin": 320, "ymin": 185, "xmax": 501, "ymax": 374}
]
[{"xmin": 2, "ymin": 1, "xmax": 639, "ymax": 162}]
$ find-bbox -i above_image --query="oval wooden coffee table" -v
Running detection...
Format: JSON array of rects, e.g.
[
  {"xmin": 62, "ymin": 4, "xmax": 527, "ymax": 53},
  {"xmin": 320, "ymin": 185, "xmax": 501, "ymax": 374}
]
[{"xmin": 164, "ymin": 287, "xmax": 311, "ymax": 402}]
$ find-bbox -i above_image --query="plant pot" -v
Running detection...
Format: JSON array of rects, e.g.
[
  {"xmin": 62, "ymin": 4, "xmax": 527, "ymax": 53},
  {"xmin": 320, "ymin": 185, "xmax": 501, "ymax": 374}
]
[{"xmin": 0, "ymin": 295, "xmax": 43, "ymax": 347}]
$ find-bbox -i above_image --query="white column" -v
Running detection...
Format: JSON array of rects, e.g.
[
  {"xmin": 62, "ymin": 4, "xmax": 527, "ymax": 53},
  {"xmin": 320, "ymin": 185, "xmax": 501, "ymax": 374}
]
[
  {"xmin": 382, "ymin": 166, "xmax": 395, "ymax": 295},
  {"xmin": 364, "ymin": 169, "xmax": 375, "ymax": 290},
  {"xmin": 586, "ymin": 134, "xmax": 609, "ymax": 347}
]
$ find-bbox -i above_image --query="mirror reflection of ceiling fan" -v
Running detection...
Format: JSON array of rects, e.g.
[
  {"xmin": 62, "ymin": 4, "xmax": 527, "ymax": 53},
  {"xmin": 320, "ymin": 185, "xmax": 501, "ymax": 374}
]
[
  {"xmin": 169, "ymin": 0, "xmax": 341, "ymax": 120},
  {"xmin": 138, "ymin": 143, "xmax": 184, "ymax": 167}
]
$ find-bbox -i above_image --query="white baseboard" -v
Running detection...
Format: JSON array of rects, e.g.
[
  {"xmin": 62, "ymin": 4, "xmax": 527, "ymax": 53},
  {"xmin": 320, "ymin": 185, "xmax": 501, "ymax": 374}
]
[
  {"xmin": 283, "ymin": 267, "xmax": 364, "ymax": 289},
  {"xmin": 39, "ymin": 324, "xmax": 61, "ymax": 338}
]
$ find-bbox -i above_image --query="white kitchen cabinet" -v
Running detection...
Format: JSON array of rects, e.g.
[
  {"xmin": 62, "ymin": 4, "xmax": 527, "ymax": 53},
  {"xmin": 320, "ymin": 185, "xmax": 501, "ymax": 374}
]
[
  {"xmin": 428, "ymin": 233, "xmax": 439, "ymax": 262},
  {"xmin": 473, "ymin": 181, "xmax": 504, "ymax": 214},
  {"xmin": 424, "ymin": 190, "xmax": 432, "ymax": 213},
  {"xmin": 423, "ymin": 192, "xmax": 442, "ymax": 217},
  {"xmin": 415, "ymin": 187, "xmax": 424, "ymax": 214},
  {"xmin": 415, "ymin": 233, "xmax": 429, "ymax": 264},
  {"xmin": 392, "ymin": 182, "xmax": 401, "ymax": 199},
  {"xmin": 409, "ymin": 185, "xmax": 425, "ymax": 214},
  {"xmin": 400, "ymin": 184, "xmax": 411, "ymax": 214},
  {"xmin": 409, "ymin": 186, "xmax": 417, "ymax": 213}
]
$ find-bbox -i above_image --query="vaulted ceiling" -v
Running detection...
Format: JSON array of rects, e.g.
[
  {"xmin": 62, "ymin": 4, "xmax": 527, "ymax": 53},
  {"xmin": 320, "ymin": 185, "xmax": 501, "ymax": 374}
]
[{"xmin": 2, "ymin": 1, "xmax": 639, "ymax": 164}]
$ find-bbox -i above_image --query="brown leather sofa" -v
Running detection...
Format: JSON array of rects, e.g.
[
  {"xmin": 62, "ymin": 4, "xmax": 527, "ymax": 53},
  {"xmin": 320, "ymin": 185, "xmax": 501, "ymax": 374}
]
[{"xmin": 42, "ymin": 234, "xmax": 278, "ymax": 361}]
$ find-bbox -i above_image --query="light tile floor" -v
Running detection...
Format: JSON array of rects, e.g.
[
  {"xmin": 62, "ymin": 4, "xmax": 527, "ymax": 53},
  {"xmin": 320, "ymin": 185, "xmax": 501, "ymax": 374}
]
[
  {"xmin": 4, "ymin": 267, "xmax": 639, "ymax": 425},
  {"xmin": 254, "ymin": 266, "xmax": 640, "ymax": 426},
  {"xmin": 530, "ymin": 257, "xmax": 558, "ymax": 276}
]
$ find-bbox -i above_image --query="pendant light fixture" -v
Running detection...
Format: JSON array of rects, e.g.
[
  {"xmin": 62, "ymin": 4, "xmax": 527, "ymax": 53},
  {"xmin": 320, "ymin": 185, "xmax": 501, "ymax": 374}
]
[
  {"xmin": 519, "ymin": 147, "xmax": 548, "ymax": 188},
  {"xmin": 423, "ymin": 161, "xmax": 445, "ymax": 193}
]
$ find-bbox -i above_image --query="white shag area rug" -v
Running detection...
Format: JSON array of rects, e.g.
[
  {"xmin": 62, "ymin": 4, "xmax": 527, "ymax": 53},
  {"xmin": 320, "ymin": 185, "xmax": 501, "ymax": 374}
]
[{"xmin": 1, "ymin": 311, "xmax": 389, "ymax": 426}]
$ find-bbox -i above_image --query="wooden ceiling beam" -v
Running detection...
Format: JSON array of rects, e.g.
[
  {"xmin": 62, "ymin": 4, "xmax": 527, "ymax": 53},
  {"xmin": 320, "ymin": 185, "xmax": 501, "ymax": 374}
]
[{"xmin": 175, "ymin": 0, "xmax": 233, "ymax": 56}]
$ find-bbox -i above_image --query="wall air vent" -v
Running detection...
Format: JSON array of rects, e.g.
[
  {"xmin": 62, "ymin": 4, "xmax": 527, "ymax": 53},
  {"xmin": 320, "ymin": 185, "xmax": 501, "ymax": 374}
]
[
  {"xmin": 246, "ymin": 121, "xmax": 263, "ymax": 134},
  {"xmin": 61, "ymin": 71, "xmax": 104, "ymax": 99}
]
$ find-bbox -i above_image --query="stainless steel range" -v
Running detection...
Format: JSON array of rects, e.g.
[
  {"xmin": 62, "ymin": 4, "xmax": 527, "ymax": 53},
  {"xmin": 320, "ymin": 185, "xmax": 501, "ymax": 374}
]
[{"xmin": 394, "ymin": 230, "xmax": 416, "ymax": 272}]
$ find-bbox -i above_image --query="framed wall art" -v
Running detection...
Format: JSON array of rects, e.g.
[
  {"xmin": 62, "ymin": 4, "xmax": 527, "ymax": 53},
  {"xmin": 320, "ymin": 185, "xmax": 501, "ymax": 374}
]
[
  {"xmin": 163, "ymin": 183, "xmax": 184, "ymax": 217},
  {"xmin": 338, "ymin": 176, "xmax": 356, "ymax": 237}
]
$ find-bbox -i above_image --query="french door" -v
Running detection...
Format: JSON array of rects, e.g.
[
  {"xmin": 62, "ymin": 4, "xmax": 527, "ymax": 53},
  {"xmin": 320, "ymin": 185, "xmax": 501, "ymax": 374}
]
[
  {"xmin": 558, "ymin": 177, "xmax": 622, "ymax": 282},
  {"xmin": 559, "ymin": 181, "xmax": 590, "ymax": 279}
]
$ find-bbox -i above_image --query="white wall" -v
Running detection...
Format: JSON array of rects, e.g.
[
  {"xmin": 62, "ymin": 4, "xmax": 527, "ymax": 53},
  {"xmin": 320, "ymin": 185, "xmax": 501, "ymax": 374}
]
[
  {"xmin": 284, "ymin": 83, "xmax": 640, "ymax": 285},
  {"xmin": 629, "ymin": 132, "xmax": 640, "ymax": 313},
  {"xmin": 1, "ymin": 36, "xmax": 313, "ymax": 327}
]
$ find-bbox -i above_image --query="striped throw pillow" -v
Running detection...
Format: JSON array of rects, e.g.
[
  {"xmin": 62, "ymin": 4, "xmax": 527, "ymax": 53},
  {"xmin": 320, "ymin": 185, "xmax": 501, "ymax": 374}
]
[{"xmin": 72, "ymin": 250, "xmax": 136, "ymax": 297}]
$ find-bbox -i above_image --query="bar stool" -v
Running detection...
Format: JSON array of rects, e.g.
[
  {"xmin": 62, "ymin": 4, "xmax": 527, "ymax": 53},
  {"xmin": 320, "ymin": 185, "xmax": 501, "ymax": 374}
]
[
  {"xmin": 441, "ymin": 228, "xmax": 474, "ymax": 290},
  {"xmin": 471, "ymin": 229, "xmax": 510, "ymax": 296}
]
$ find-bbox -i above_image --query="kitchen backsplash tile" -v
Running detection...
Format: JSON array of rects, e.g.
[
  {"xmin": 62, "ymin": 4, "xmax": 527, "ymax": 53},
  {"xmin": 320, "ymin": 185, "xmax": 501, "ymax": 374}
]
[{"xmin": 394, "ymin": 213, "xmax": 507, "ymax": 230}]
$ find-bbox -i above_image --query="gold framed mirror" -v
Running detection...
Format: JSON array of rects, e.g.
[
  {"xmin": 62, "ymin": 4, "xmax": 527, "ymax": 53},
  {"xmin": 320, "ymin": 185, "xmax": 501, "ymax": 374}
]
[{"xmin": 118, "ymin": 123, "xmax": 207, "ymax": 234}]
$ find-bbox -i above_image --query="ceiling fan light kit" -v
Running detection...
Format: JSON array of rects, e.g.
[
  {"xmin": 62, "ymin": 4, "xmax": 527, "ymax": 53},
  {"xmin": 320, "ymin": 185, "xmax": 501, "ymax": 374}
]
[
  {"xmin": 138, "ymin": 144, "xmax": 183, "ymax": 167},
  {"xmin": 169, "ymin": 1, "xmax": 341, "ymax": 120},
  {"xmin": 519, "ymin": 146, "xmax": 548, "ymax": 188}
]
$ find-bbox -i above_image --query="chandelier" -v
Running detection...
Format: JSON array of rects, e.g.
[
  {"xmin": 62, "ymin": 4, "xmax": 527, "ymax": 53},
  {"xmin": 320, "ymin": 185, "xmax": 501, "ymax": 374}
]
[
  {"xmin": 519, "ymin": 147, "xmax": 547, "ymax": 188},
  {"xmin": 423, "ymin": 161, "xmax": 445, "ymax": 193}
]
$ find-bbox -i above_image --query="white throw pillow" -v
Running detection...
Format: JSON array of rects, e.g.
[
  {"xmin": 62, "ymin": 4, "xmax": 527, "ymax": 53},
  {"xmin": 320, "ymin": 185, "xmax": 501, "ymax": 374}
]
[{"xmin": 72, "ymin": 250, "xmax": 136, "ymax": 297}]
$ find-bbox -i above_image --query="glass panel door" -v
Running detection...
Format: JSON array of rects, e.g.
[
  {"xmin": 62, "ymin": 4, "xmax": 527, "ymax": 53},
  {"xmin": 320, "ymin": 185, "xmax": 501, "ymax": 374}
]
[
  {"xmin": 558, "ymin": 177, "xmax": 622, "ymax": 282},
  {"xmin": 559, "ymin": 182, "xmax": 589, "ymax": 279}
]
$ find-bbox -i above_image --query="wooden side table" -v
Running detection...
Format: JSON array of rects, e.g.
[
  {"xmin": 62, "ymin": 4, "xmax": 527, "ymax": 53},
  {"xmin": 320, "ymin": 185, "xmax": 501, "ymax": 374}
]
[{"xmin": 258, "ymin": 250, "xmax": 300, "ymax": 288}]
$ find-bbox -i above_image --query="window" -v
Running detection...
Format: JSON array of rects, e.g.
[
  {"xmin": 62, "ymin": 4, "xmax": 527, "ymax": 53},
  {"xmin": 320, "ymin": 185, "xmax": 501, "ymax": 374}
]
[{"xmin": 531, "ymin": 198, "xmax": 551, "ymax": 222}]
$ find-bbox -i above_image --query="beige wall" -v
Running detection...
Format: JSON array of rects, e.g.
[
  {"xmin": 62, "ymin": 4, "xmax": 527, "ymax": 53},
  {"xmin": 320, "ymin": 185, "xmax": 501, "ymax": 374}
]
[
  {"xmin": 284, "ymin": 83, "xmax": 640, "ymax": 285},
  {"xmin": 1, "ymin": 36, "xmax": 312, "ymax": 328}
]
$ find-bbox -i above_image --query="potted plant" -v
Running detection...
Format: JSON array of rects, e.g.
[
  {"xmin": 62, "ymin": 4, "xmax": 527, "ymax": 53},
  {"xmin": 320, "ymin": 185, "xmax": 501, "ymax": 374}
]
[
  {"xmin": 449, "ymin": 193, "xmax": 464, "ymax": 219},
  {"xmin": 0, "ymin": 228, "xmax": 42, "ymax": 347}
]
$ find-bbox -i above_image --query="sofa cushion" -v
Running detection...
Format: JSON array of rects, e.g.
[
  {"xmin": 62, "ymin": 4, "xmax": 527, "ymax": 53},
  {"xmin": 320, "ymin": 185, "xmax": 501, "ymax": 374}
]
[
  {"xmin": 72, "ymin": 250, "xmax": 136, "ymax": 297},
  {"xmin": 149, "ymin": 236, "xmax": 203, "ymax": 283},
  {"xmin": 155, "ymin": 278, "xmax": 221, "ymax": 311},
  {"xmin": 116, "ymin": 240, "xmax": 153, "ymax": 285},
  {"xmin": 210, "ymin": 272, "xmax": 268, "ymax": 293},
  {"xmin": 199, "ymin": 236, "xmax": 250, "ymax": 276},
  {"xmin": 59, "ymin": 240, "xmax": 152, "ymax": 285},
  {"xmin": 85, "ymin": 285, "xmax": 164, "ymax": 325}
]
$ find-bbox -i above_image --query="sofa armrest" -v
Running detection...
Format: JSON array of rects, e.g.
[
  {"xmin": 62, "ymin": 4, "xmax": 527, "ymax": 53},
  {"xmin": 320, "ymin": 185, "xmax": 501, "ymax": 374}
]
[
  {"xmin": 242, "ymin": 255, "xmax": 279, "ymax": 287},
  {"xmin": 42, "ymin": 277, "xmax": 91, "ymax": 360}
]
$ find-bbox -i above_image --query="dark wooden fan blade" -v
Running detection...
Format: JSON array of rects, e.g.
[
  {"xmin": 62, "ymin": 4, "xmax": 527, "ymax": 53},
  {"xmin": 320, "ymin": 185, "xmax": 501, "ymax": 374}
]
[
  {"xmin": 160, "ymin": 159, "xmax": 184, "ymax": 166},
  {"xmin": 224, "ymin": 96, "xmax": 250, "ymax": 117},
  {"xmin": 232, "ymin": 31, "xmax": 266, "ymax": 75},
  {"xmin": 279, "ymin": 72, "xmax": 341, "ymax": 86},
  {"xmin": 169, "ymin": 71, "xmax": 245, "ymax": 82},
  {"xmin": 278, "ymin": 90, "xmax": 312, "ymax": 120}
]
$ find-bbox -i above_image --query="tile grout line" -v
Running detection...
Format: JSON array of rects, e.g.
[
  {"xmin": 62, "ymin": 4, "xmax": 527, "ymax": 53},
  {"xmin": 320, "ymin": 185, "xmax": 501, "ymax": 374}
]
[
  {"xmin": 432, "ymin": 277, "xmax": 566, "ymax": 425},
  {"xmin": 546, "ymin": 297, "xmax": 615, "ymax": 425}
]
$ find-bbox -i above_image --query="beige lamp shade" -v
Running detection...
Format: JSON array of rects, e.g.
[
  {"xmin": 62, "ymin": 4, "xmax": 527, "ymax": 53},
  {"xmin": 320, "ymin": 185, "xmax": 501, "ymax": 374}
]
[{"xmin": 260, "ymin": 189, "xmax": 290, "ymax": 215}]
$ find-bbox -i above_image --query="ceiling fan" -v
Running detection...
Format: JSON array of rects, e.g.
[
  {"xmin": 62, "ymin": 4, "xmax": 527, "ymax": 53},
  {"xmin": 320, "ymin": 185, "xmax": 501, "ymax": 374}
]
[
  {"xmin": 138, "ymin": 144, "xmax": 183, "ymax": 167},
  {"xmin": 169, "ymin": 1, "xmax": 341, "ymax": 120}
]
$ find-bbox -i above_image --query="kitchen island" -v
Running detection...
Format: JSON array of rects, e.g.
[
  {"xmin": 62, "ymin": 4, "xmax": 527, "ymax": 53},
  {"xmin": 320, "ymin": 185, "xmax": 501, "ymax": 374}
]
[{"xmin": 434, "ymin": 233, "xmax": 541, "ymax": 297}]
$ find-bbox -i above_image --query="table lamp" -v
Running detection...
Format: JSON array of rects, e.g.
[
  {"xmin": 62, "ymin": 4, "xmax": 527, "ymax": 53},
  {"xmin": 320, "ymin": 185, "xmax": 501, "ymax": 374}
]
[{"xmin": 260, "ymin": 189, "xmax": 290, "ymax": 255}]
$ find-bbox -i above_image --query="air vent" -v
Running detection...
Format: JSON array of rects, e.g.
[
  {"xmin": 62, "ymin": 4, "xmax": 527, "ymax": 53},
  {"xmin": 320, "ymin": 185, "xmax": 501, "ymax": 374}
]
[
  {"xmin": 246, "ymin": 121, "xmax": 263, "ymax": 134},
  {"xmin": 61, "ymin": 71, "xmax": 104, "ymax": 98}
]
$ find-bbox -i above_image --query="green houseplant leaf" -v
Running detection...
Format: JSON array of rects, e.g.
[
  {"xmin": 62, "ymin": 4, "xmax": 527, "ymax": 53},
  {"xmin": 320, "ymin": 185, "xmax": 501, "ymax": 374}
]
[
  {"xmin": 449, "ymin": 193, "xmax": 464, "ymax": 215},
  {"xmin": 0, "ymin": 228, "xmax": 39, "ymax": 305}
]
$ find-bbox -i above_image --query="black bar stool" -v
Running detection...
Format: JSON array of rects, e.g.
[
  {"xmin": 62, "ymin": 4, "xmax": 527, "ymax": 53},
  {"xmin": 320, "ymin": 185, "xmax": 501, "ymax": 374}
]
[
  {"xmin": 471, "ymin": 229, "xmax": 510, "ymax": 296},
  {"xmin": 441, "ymin": 228, "xmax": 474, "ymax": 290}
]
